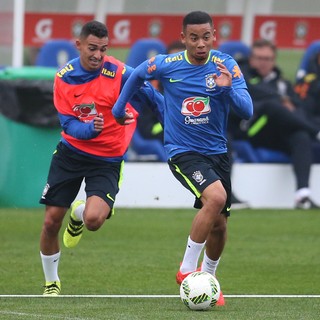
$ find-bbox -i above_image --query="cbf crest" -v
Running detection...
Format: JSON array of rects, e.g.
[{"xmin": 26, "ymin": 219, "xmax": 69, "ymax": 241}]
[
  {"xmin": 192, "ymin": 171, "xmax": 204, "ymax": 183},
  {"xmin": 205, "ymin": 74, "xmax": 216, "ymax": 89}
]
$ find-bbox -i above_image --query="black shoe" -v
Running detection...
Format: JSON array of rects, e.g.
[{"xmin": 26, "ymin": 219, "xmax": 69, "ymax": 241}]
[
  {"xmin": 231, "ymin": 194, "xmax": 250, "ymax": 210},
  {"xmin": 295, "ymin": 197, "xmax": 320, "ymax": 209}
]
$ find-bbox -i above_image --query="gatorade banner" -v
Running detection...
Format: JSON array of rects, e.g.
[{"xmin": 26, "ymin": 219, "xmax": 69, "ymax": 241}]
[
  {"xmin": 24, "ymin": 13, "xmax": 94, "ymax": 46},
  {"xmin": 23, "ymin": 13, "xmax": 241, "ymax": 48},
  {"xmin": 254, "ymin": 16, "xmax": 320, "ymax": 49},
  {"xmin": 106, "ymin": 14, "xmax": 242, "ymax": 47},
  {"xmin": 22, "ymin": 13, "xmax": 320, "ymax": 49}
]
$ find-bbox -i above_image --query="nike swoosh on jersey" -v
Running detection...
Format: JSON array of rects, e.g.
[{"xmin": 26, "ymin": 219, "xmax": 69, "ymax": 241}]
[
  {"xmin": 74, "ymin": 93, "xmax": 84, "ymax": 97},
  {"xmin": 106, "ymin": 193, "xmax": 115, "ymax": 202},
  {"xmin": 169, "ymin": 78, "xmax": 183, "ymax": 83},
  {"xmin": 226, "ymin": 207, "xmax": 231, "ymax": 211}
]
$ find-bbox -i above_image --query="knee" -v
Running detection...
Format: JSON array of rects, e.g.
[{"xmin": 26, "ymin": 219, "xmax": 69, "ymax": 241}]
[
  {"xmin": 205, "ymin": 192, "xmax": 227, "ymax": 212},
  {"xmin": 84, "ymin": 217, "xmax": 102, "ymax": 231},
  {"xmin": 42, "ymin": 215, "xmax": 63, "ymax": 236},
  {"xmin": 83, "ymin": 211, "xmax": 110, "ymax": 231}
]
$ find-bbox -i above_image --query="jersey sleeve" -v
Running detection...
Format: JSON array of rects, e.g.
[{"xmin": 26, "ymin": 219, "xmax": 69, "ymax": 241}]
[
  {"xmin": 130, "ymin": 81, "xmax": 164, "ymax": 125},
  {"xmin": 224, "ymin": 55, "xmax": 248, "ymax": 90},
  {"xmin": 54, "ymin": 75, "xmax": 100, "ymax": 139},
  {"xmin": 219, "ymin": 55, "xmax": 253, "ymax": 120},
  {"xmin": 112, "ymin": 55, "xmax": 165, "ymax": 119}
]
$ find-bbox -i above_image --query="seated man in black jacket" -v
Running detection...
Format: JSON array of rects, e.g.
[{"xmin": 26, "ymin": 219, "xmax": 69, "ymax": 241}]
[
  {"xmin": 295, "ymin": 50, "xmax": 320, "ymax": 127},
  {"xmin": 238, "ymin": 39, "xmax": 320, "ymax": 209}
]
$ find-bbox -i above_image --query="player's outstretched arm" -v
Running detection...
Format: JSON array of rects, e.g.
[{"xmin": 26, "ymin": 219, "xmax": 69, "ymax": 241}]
[
  {"xmin": 130, "ymin": 81, "xmax": 164, "ymax": 126},
  {"xmin": 113, "ymin": 108, "xmax": 135, "ymax": 125},
  {"xmin": 112, "ymin": 61, "xmax": 148, "ymax": 124}
]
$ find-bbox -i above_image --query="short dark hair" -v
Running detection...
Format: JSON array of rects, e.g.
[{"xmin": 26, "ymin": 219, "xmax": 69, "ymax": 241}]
[
  {"xmin": 183, "ymin": 11, "xmax": 213, "ymax": 31},
  {"xmin": 80, "ymin": 20, "xmax": 108, "ymax": 39},
  {"xmin": 252, "ymin": 39, "xmax": 277, "ymax": 55}
]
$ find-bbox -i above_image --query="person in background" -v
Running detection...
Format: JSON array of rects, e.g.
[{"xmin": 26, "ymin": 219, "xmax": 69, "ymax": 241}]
[
  {"xmin": 112, "ymin": 11, "xmax": 253, "ymax": 306},
  {"xmin": 240, "ymin": 39, "xmax": 320, "ymax": 209},
  {"xmin": 39, "ymin": 20, "xmax": 164, "ymax": 295},
  {"xmin": 295, "ymin": 50, "xmax": 320, "ymax": 128}
]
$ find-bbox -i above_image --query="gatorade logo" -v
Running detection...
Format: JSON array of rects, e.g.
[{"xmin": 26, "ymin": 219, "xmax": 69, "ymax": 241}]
[{"xmin": 35, "ymin": 19, "xmax": 53, "ymax": 41}]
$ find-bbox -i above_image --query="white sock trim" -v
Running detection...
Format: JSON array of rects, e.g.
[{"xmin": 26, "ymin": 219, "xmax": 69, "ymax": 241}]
[
  {"xmin": 40, "ymin": 251, "xmax": 61, "ymax": 282},
  {"xmin": 201, "ymin": 251, "xmax": 220, "ymax": 276},
  {"xmin": 180, "ymin": 236, "xmax": 205, "ymax": 274}
]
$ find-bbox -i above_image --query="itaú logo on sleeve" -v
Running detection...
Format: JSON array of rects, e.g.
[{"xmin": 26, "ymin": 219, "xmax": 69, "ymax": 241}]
[{"xmin": 181, "ymin": 96, "xmax": 211, "ymax": 117}]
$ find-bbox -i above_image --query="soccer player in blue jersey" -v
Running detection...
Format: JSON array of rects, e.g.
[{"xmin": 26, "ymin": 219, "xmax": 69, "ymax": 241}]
[{"xmin": 112, "ymin": 11, "xmax": 253, "ymax": 305}]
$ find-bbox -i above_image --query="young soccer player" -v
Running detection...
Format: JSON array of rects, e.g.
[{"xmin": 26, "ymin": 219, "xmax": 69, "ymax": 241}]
[
  {"xmin": 112, "ymin": 11, "xmax": 253, "ymax": 305},
  {"xmin": 39, "ymin": 20, "xmax": 164, "ymax": 295}
]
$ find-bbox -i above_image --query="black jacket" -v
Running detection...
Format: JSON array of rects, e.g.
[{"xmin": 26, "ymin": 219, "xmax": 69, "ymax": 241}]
[{"xmin": 241, "ymin": 64, "xmax": 302, "ymax": 112}]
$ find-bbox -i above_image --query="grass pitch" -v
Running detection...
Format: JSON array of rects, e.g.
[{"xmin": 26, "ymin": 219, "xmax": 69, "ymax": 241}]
[{"xmin": 0, "ymin": 208, "xmax": 319, "ymax": 319}]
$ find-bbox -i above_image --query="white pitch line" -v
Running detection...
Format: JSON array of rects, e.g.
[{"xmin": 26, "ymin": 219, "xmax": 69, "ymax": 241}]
[
  {"xmin": 0, "ymin": 295, "xmax": 178, "ymax": 298},
  {"xmin": 0, "ymin": 310, "xmax": 90, "ymax": 320},
  {"xmin": 1, "ymin": 294, "xmax": 320, "ymax": 298},
  {"xmin": 226, "ymin": 295, "xmax": 320, "ymax": 298}
]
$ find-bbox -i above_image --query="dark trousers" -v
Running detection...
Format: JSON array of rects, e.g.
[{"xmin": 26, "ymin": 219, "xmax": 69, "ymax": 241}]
[{"xmin": 248, "ymin": 102, "xmax": 315, "ymax": 189}]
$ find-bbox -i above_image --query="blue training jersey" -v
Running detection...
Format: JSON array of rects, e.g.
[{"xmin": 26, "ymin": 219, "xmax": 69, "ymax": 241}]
[{"xmin": 113, "ymin": 49, "xmax": 253, "ymax": 159}]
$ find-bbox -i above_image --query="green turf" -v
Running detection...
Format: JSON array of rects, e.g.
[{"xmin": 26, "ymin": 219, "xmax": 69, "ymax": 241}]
[
  {"xmin": 1, "ymin": 208, "xmax": 319, "ymax": 319},
  {"xmin": 277, "ymin": 49, "xmax": 304, "ymax": 83},
  {"xmin": 1, "ymin": 297, "xmax": 319, "ymax": 320},
  {"xmin": 108, "ymin": 48, "xmax": 129, "ymax": 64}
]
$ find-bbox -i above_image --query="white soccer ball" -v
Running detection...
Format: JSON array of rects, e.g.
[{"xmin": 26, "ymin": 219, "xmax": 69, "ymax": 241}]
[{"xmin": 180, "ymin": 271, "xmax": 221, "ymax": 311}]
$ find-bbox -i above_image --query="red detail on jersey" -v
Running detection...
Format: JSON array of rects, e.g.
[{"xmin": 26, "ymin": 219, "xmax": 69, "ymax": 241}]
[
  {"xmin": 181, "ymin": 97, "xmax": 211, "ymax": 117},
  {"xmin": 73, "ymin": 102, "xmax": 97, "ymax": 122},
  {"xmin": 54, "ymin": 55, "xmax": 138, "ymax": 157}
]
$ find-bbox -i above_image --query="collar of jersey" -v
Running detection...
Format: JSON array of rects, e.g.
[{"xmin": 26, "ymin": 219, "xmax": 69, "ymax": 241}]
[
  {"xmin": 60, "ymin": 57, "xmax": 102, "ymax": 84},
  {"xmin": 184, "ymin": 50, "xmax": 211, "ymax": 65}
]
